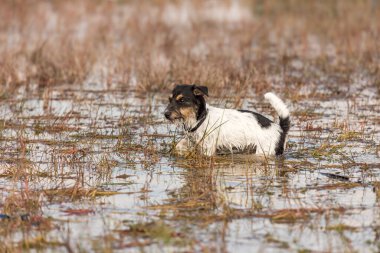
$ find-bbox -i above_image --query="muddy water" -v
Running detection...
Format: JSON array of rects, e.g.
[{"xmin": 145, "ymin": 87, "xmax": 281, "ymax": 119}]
[{"xmin": 0, "ymin": 85, "xmax": 379, "ymax": 252}]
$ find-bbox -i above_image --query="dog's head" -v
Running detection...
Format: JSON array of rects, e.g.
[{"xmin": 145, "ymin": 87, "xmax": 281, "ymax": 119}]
[{"xmin": 164, "ymin": 84, "xmax": 208, "ymax": 126}]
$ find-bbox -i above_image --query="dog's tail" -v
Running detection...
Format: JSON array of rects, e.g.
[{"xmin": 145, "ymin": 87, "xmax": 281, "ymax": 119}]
[{"xmin": 264, "ymin": 92, "xmax": 290, "ymax": 155}]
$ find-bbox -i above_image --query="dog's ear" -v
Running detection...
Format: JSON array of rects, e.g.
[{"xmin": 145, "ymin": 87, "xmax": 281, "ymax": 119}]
[{"xmin": 192, "ymin": 85, "xmax": 208, "ymax": 97}]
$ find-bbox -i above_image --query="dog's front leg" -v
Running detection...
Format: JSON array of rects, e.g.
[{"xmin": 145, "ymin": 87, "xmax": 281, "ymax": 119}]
[
  {"xmin": 199, "ymin": 140, "xmax": 217, "ymax": 156},
  {"xmin": 175, "ymin": 138, "xmax": 190, "ymax": 153}
]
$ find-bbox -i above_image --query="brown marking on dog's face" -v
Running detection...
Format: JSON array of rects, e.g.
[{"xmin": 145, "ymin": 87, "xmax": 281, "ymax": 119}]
[
  {"xmin": 164, "ymin": 96, "xmax": 197, "ymax": 122},
  {"xmin": 164, "ymin": 84, "xmax": 208, "ymax": 124},
  {"xmin": 179, "ymin": 107, "xmax": 196, "ymax": 121},
  {"xmin": 175, "ymin": 94, "xmax": 183, "ymax": 101}
]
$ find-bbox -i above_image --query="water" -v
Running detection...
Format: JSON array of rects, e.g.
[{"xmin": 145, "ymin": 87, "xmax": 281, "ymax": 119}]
[{"xmin": 0, "ymin": 84, "xmax": 379, "ymax": 252}]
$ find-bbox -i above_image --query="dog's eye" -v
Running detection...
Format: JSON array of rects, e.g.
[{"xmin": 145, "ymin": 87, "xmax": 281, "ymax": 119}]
[{"xmin": 178, "ymin": 98, "xmax": 185, "ymax": 103}]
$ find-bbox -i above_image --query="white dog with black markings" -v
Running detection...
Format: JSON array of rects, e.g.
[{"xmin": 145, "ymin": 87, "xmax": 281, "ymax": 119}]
[{"xmin": 164, "ymin": 84, "xmax": 290, "ymax": 156}]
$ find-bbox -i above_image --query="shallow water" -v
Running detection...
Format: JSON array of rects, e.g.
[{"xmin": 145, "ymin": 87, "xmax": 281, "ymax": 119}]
[{"xmin": 0, "ymin": 84, "xmax": 379, "ymax": 252}]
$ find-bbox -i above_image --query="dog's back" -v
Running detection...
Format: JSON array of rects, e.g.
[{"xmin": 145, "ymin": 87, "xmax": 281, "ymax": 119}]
[
  {"xmin": 194, "ymin": 93, "xmax": 290, "ymax": 156},
  {"xmin": 194, "ymin": 105, "xmax": 284, "ymax": 155}
]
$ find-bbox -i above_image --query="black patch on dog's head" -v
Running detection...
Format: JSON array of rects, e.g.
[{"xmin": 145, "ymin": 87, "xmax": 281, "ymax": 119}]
[
  {"xmin": 172, "ymin": 84, "xmax": 208, "ymax": 99},
  {"xmin": 238, "ymin": 110, "xmax": 272, "ymax": 128},
  {"xmin": 164, "ymin": 84, "xmax": 208, "ymax": 122}
]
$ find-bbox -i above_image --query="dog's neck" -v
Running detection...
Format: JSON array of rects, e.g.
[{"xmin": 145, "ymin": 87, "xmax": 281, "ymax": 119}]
[
  {"xmin": 184, "ymin": 103, "xmax": 208, "ymax": 133},
  {"xmin": 186, "ymin": 109, "xmax": 208, "ymax": 133}
]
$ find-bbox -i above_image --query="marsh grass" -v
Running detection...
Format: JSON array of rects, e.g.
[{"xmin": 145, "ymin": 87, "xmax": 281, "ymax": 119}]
[{"xmin": 0, "ymin": 0, "xmax": 379, "ymax": 252}]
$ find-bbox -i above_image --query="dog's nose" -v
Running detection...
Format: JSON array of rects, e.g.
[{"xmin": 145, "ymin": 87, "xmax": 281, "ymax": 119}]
[{"xmin": 164, "ymin": 110, "xmax": 171, "ymax": 120}]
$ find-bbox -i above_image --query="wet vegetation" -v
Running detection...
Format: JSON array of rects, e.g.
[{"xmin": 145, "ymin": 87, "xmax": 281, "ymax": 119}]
[{"xmin": 0, "ymin": 0, "xmax": 379, "ymax": 252}]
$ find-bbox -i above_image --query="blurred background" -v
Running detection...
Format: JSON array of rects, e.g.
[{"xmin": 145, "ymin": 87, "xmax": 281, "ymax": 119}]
[{"xmin": 1, "ymin": 0, "xmax": 379, "ymax": 97}]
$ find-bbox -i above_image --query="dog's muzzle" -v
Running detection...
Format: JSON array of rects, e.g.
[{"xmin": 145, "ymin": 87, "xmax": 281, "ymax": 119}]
[{"xmin": 164, "ymin": 106, "xmax": 181, "ymax": 121}]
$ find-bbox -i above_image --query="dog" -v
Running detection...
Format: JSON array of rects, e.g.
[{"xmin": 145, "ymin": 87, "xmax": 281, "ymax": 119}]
[{"xmin": 164, "ymin": 84, "xmax": 290, "ymax": 156}]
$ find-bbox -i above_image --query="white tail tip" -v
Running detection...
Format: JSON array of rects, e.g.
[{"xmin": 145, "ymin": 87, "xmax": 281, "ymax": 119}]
[{"xmin": 264, "ymin": 92, "xmax": 289, "ymax": 119}]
